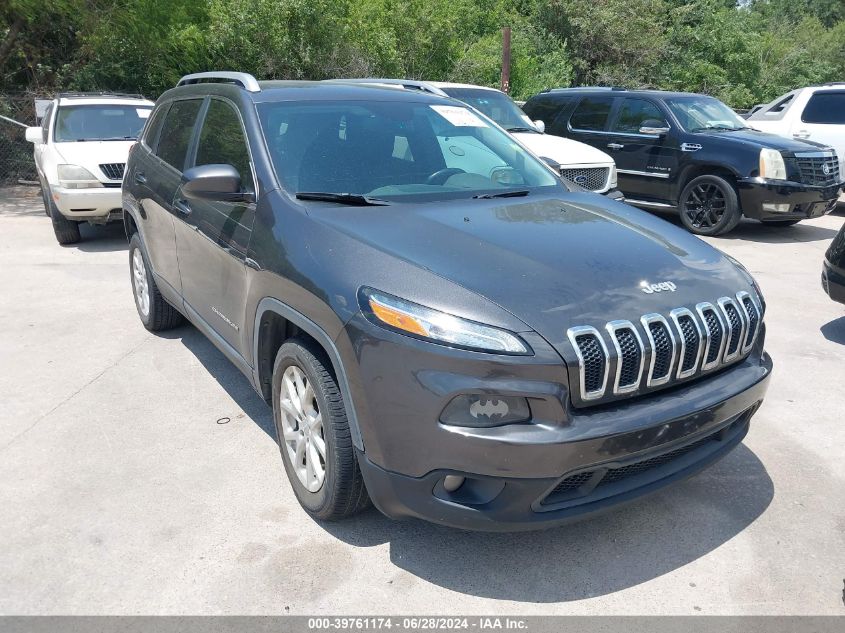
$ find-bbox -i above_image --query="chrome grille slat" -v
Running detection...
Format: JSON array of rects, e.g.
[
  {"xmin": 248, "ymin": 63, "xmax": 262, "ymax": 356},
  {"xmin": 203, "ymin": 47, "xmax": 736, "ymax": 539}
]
[
  {"xmin": 568, "ymin": 292, "xmax": 761, "ymax": 406},
  {"xmin": 567, "ymin": 326, "xmax": 609, "ymax": 400},
  {"xmin": 641, "ymin": 313, "xmax": 675, "ymax": 387},
  {"xmin": 99, "ymin": 162, "xmax": 125, "ymax": 180},
  {"xmin": 737, "ymin": 291, "xmax": 761, "ymax": 354},
  {"xmin": 669, "ymin": 308, "xmax": 703, "ymax": 379},
  {"xmin": 717, "ymin": 297, "xmax": 745, "ymax": 363},
  {"xmin": 606, "ymin": 321, "xmax": 645, "ymax": 394}
]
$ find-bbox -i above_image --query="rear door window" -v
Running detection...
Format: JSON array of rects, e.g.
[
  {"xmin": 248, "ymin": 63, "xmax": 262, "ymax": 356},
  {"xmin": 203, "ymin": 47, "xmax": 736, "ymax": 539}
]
[
  {"xmin": 193, "ymin": 99, "xmax": 254, "ymax": 191},
  {"xmin": 802, "ymin": 91, "xmax": 845, "ymax": 124},
  {"xmin": 612, "ymin": 98, "xmax": 666, "ymax": 134},
  {"xmin": 569, "ymin": 96, "xmax": 615, "ymax": 132},
  {"xmin": 142, "ymin": 104, "xmax": 170, "ymax": 152},
  {"xmin": 155, "ymin": 99, "xmax": 202, "ymax": 171}
]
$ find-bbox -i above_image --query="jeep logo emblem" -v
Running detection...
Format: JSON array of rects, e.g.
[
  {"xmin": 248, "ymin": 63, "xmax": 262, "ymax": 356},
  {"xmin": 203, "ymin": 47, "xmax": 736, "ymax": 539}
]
[{"xmin": 640, "ymin": 281, "xmax": 677, "ymax": 294}]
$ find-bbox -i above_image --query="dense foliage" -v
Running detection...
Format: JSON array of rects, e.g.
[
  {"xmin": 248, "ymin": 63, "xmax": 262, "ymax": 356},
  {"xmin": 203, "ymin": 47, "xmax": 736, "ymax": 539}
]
[{"xmin": 1, "ymin": 0, "xmax": 843, "ymax": 107}]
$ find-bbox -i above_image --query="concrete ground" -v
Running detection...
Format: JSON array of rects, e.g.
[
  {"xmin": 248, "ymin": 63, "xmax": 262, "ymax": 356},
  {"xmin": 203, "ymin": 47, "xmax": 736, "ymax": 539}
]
[{"xmin": 0, "ymin": 185, "xmax": 843, "ymax": 615}]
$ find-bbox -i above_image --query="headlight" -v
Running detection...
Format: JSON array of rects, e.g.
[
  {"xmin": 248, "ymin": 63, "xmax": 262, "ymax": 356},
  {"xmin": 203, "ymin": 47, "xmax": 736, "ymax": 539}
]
[
  {"xmin": 759, "ymin": 149, "xmax": 786, "ymax": 181},
  {"xmin": 57, "ymin": 164, "xmax": 104, "ymax": 189},
  {"xmin": 361, "ymin": 289, "xmax": 530, "ymax": 354},
  {"xmin": 609, "ymin": 164, "xmax": 617, "ymax": 189}
]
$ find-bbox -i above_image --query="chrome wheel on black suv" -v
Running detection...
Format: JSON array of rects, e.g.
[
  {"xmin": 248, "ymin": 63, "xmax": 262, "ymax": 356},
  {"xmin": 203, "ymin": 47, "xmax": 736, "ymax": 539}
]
[
  {"xmin": 680, "ymin": 174, "xmax": 741, "ymax": 236},
  {"xmin": 271, "ymin": 339, "xmax": 369, "ymax": 521}
]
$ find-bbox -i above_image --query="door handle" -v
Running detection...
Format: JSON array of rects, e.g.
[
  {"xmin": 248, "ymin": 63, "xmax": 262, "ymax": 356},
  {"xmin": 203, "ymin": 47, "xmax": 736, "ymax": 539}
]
[
  {"xmin": 173, "ymin": 199, "xmax": 192, "ymax": 216},
  {"xmin": 607, "ymin": 143, "xmax": 625, "ymax": 150},
  {"xmin": 793, "ymin": 130, "xmax": 810, "ymax": 139},
  {"xmin": 134, "ymin": 172, "xmax": 147, "ymax": 184}
]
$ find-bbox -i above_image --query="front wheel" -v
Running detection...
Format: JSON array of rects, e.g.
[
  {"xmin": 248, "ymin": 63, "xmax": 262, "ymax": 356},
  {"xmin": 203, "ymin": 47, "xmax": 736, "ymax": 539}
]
[
  {"xmin": 46, "ymin": 188, "xmax": 81, "ymax": 245},
  {"xmin": 272, "ymin": 338, "xmax": 369, "ymax": 521},
  {"xmin": 679, "ymin": 175, "xmax": 741, "ymax": 236}
]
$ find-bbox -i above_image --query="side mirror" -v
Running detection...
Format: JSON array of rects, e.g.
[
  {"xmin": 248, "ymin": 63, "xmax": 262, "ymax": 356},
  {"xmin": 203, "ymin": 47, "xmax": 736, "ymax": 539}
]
[
  {"xmin": 639, "ymin": 119, "xmax": 670, "ymax": 136},
  {"xmin": 25, "ymin": 127, "xmax": 43, "ymax": 144},
  {"xmin": 533, "ymin": 119, "xmax": 546, "ymax": 133},
  {"xmin": 181, "ymin": 164, "xmax": 254, "ymax": 202}
]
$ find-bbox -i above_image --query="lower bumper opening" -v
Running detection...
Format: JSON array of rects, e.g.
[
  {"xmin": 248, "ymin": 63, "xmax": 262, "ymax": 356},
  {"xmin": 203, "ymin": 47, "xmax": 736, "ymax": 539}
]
[{"xmin": 537, "ymin": 409, "xmax": 754, "ymax": 511}]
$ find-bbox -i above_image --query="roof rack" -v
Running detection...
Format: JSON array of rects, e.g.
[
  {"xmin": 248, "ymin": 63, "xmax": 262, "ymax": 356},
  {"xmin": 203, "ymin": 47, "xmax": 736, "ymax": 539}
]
[
  {"xmin": 325, "ymin": 78, "xmax": 449, "ymax": 97},
  {"xmin": 549, "ymin": 86, "xmax": 627, "ymax": 92},
  {"xmin": 177, "ymin": 72, "xmax": 261, "ymax": 93},
  {"xmin": 57, "ymin": 91, "xmax": 147, "ymax": 100}
]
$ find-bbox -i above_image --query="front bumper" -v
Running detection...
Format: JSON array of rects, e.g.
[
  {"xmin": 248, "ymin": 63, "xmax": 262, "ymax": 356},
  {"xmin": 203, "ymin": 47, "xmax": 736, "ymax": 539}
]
[
  {"xmin": 736, "ymin": 177, "xmax": 843, "ymax": 222},
  {"xmin": 51, "ymin": 185, "xmax": 123, "ymax": 219},
  {"xmin": 822, "ymin": 259, "xmax": 845, "ymax": 305},
  {"xmin": 342, "ymin": 314, "xmax": 772, "ymax": 530}
]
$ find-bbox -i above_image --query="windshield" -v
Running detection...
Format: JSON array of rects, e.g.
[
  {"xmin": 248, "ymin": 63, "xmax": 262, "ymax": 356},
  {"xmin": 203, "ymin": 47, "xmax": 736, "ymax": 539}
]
[
  {"xmin": 257, "ymin": 99, "xmax": 558, "ymax": 201},
  {"xmin": 54, "ymin": 104, "xmax": 152, "ymax": 142},
  {"xmin": 665, "ymin": 96, "xmax": 748, "ymax": 132},
  {"xmin": 440, "ymin": 88, "xmax": 537, "ymax": 132}
]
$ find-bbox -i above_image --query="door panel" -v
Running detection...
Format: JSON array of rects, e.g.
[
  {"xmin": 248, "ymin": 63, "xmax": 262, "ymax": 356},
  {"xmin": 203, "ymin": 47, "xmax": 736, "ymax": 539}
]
[
  {"xmin": 142, "ymin": 99, "xmax": 204, "ymax": 293},
  {"xmin": 607, "ymin": 97, "xmax": 678, "ymax": 202},
  {"xmin": 174, "ymin": 98, "xmax": 257, "ymax": 355}
]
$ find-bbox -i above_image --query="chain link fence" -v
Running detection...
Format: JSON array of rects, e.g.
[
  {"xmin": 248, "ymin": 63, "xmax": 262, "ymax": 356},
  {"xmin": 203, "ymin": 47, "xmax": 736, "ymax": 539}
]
[{"xmin": 0, "ymin": 93, "xmax": 52, "ymax": 185}]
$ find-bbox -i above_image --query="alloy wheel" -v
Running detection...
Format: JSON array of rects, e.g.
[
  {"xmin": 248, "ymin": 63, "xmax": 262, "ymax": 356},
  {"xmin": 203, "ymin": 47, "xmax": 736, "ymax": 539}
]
[
  {"xmin": 132, "ymin": 249, "xmax": 150, "ymax": 317},
  {"xmin": 683, "ymin": 183, "xmax": 727, "ymax": 230},
  {"xmin": 279, "ymin": 365, "xmax": 326, "ymax": 492}
]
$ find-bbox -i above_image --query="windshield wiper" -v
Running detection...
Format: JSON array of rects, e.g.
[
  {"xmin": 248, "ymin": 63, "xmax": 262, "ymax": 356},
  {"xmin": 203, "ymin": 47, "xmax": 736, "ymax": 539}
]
[
  {"xmin": 506, "ymin": 126, "xmax": 538, "ymax": 133},
  {"xmin": 295, "ymin": 192, "xmax": 391, "ymax": 206},
  {"xmin": 472, "ymin": 189, "xmax": 530, "ymax": 199}
]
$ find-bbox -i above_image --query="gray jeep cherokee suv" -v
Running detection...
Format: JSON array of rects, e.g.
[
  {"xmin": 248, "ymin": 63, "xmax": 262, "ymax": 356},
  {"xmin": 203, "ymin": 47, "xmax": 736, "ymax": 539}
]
[{"xmin": 123, "ymin": 72, "xmax": 772, "ymax": 531}]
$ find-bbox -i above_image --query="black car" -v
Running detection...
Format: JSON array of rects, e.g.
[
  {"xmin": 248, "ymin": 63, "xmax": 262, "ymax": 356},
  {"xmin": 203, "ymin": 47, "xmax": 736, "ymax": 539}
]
[
  {"xmin": 523, "ymin": 87, "xmax": 844, "ymax": 235},
  {"xmin": 823, "ymin": 221, "xmax": 845, "ymax": 305},
  {"xmin": 123, "ymin": 72, "xmax": 772, "ymax": 531}
]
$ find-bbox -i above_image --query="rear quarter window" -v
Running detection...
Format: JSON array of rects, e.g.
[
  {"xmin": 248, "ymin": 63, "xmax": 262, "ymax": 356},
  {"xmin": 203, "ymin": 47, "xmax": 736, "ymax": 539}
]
[
  {"xmin": 802, "ymin": 91, "xmax": 845, "ymax": 124},
  {"xmin": 524, "ymin": 96, "xmax": 571, "ymax": 128}
]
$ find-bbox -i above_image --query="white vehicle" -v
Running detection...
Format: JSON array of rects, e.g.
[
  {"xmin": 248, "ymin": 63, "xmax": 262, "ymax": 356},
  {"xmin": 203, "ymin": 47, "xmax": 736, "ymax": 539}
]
[
  {"xmin": 328, "ymin": 79, "xmax": 620, "ymax": 198},
  {"xmin": 25, "ymin": 92, "xmax": 155, "ymax": 244},
  {"xmin": 747, "ymin": 83, "xmax": 845, "ymax": 202}
]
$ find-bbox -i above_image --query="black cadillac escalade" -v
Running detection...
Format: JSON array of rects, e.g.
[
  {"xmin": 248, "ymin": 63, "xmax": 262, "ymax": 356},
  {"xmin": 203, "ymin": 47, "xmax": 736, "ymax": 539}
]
[
  {"xmin": 523, "ymin": 87, "xmax": 844, "ymax": 235},
  {"xmin": 122, "ymin": 72, "xmax": 772, "ymax": 531}
]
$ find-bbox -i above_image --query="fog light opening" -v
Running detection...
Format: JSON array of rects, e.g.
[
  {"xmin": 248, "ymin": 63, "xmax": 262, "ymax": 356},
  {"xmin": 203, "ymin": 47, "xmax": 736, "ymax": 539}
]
[
  {"xmin": 762, "ymin": 202, "xmax": 791, "ymax": 213},
  {"xmin": 443, "ymin": 475, "xmax": 465, "ymax": 492}
]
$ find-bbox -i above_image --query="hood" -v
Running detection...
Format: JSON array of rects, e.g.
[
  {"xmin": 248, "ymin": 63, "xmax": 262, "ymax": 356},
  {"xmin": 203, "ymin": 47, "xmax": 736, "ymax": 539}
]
[
  {"xmin": 311, "ymin": 193, "xmax": 752, "ymax": 352},
  {"xmin": 695, "ymin": 128, "xmax": 831, "ymax": 154},
  {"xmin": 512, "ymin": 132, "xmax": 613, "ymax": 166},
  {"xmin": 54, "ymin": 141, "xmax": 136, "ymax": 180}
]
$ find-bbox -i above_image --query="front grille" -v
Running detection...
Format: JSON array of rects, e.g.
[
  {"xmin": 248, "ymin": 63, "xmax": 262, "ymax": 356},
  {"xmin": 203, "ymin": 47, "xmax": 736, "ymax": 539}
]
[
  {"xmin": 572, "ymin": 332, "xmax": 607, "ymax": 395},
  {"xmin": 567, "ymin": 292, "xmax": 762, "ymax": 406},
  {"xmin": 792, "ymin": 153, "xmax": 840, "ymax": 186},
  {"xmin": 99, "ymin": 163, "xmax": 125, "ymax": 180},
  {"xmin": 647, "ymin": 321, "xmax": 672, "ymax": 380},
  {"xmin": 560, "ymin": 167, "xmax": 609, "ymax": 191},
  {"xmin": 675, "ymin": 313, "xmax": 701, "ymax": 375},
  {"xmin": 614, "ymin": 326, "xmax": 642, "ymax": 389},
  {"xmin": 700, "ymin": 306, "xmax": 723, "ymax": 367}
]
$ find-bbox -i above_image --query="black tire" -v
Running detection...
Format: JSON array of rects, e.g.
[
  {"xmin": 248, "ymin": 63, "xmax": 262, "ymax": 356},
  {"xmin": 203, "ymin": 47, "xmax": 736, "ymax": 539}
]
[
  {"xmin": 679, "ymin": 174, "xmax": 742, "ymax": 236},
  {"xmin": 128, "ymin": 232, "xmax": 183, "ymax": 331},
  {"xmin": 39, "ymin": 178, "xmax": 51, "ymax": 216},
  {"xmin": 762, "ymin": 219, "xmax": 801, "ymax": 227},
  {"xmin": 45, "ymin": 186, "xmax": 81, "ymax": 245},
  {"xmin": 271, "ymin": 338, "xmax": 369, "ymax": 521}
]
